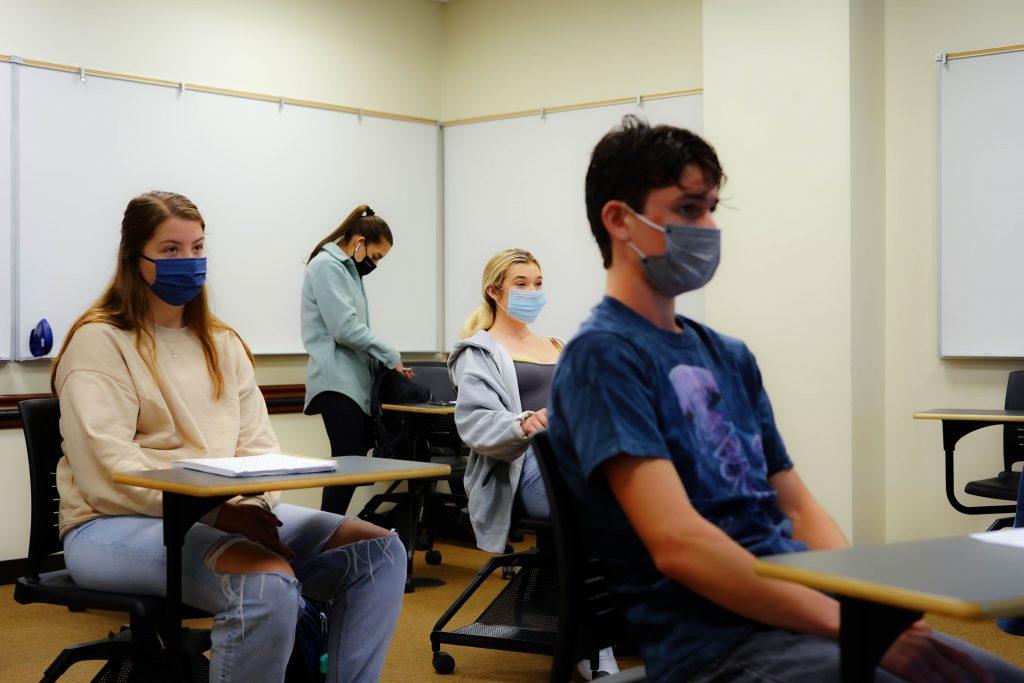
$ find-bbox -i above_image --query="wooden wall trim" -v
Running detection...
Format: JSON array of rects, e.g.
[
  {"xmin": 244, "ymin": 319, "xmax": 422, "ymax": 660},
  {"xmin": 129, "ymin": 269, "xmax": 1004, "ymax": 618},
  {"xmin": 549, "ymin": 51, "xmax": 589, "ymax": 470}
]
[{"xmin": 0, "ymin": 384, "xmax": 307, "ymax": 429}]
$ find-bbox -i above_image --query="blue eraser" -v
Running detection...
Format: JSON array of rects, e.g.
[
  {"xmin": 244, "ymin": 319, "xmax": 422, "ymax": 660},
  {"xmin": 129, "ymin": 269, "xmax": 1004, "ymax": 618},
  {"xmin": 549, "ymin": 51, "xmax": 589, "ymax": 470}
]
[{"xmin": 29, "ymin": 319, "xmax": 53, "ymax": 357}]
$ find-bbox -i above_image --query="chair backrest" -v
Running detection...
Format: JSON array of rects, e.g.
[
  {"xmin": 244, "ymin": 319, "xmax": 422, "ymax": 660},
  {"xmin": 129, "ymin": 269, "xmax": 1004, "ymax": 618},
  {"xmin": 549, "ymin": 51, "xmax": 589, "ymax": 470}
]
[
  {"xmin": 405, "ymin": 361, "xmax": 457, "ymax": 402},
  {"xmin": 1004, "ymin": 371, "xmax": 1024, "ymax": 472},
  {"xmin": 18, "ymin": 398, "xmax": 64, "ymax": 579},
  {"xmin": 532, "ymin": 431, "xmax": 623, "ymax": 682}
]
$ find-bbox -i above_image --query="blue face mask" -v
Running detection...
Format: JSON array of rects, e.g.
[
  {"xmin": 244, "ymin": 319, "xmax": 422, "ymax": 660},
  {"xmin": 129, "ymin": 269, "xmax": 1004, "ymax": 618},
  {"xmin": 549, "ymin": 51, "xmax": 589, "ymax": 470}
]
[
  {"xmin": 626, "ymin": 206, "xmax": 721, "ymax": 298},
  {"xmin": 498, "ymin": 288, "xmax": 547, "ymax": 324},
  {"xmin": 141, "ymin": 255, "xmax": 207, "ymax": 306}
]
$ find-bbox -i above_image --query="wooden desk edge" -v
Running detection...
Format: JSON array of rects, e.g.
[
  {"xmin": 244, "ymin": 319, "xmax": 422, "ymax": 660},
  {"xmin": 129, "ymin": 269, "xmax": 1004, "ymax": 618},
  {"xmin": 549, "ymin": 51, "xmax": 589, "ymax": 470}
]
[
  {"xmin": 753, "ymin": 559, "xmax": 990, "ymax": 619},
  {"xmin": 113, "ymin": 464, "xmax": 452, "ymax": 497},
  {"xmin": 913, "ymin": 411, "xmax": 1024, "ymax": 422},
  {"xmin": 380, "ymin": 403, "xmax": 454, "ymax": 415}
]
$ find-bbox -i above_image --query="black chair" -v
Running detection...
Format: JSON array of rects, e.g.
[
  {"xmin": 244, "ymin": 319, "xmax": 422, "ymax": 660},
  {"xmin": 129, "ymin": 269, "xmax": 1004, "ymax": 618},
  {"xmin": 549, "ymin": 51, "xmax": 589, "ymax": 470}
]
[
  {"xmin": 429, "ymin": 513, "xmax": 561, "ymax": 675},
  {"xmin": 430, "ymin": 432, "xmax": 641, "ymax": 681},
  {"xmin": 949, "ymin": 371, "xmax": 1024, "ymax": 531},
  {"xmin": 14, "ymin": 398, "xmax": 211, "ymax": 682},
  {"xmin": 361, "ymin": 361, "xmax": 470, "ymax": 585},
  {"xmin": 531, "ymin": 431, "xmax": 641, "ymax": 681}
]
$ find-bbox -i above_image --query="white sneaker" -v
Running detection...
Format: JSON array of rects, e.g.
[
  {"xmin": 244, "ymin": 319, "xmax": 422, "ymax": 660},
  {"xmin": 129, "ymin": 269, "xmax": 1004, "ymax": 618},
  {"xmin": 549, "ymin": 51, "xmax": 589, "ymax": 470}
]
[{"xmin": 576, "ymin": 647, "xmax": 619, "ymax": 680}]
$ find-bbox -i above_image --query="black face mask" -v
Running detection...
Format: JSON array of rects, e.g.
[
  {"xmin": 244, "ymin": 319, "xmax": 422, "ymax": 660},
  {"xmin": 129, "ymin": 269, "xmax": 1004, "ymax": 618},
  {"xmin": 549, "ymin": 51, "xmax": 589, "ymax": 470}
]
[{"xmin": 355, "ymin": 257, "xmax": 377, "ymax": 278}]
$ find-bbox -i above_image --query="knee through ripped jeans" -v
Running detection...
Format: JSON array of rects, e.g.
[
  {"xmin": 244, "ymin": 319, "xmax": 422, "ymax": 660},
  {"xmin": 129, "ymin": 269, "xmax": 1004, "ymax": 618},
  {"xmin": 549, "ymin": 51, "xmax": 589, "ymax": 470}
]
[{"xmin": 63, "ymin": 502, "xmax": 406, "ymax": 683}]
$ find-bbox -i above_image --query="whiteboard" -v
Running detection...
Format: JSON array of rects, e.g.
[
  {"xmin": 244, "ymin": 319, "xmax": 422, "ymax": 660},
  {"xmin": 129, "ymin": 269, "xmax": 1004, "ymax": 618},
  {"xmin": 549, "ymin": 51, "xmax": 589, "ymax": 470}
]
[
  {"xmin": 16, "ymin": 67, "xmax": 438, "ymax": 357},
  {"xmin": 939, "ymin": 50, "xmax": 1024, "ymax": 357},
  {"xmin": 0, "ymin": 63, "xmax": 11, "ymax": 360},
  {"xmin": 443, "ymin": 95, "xmax": 704, "ymax": 348}
]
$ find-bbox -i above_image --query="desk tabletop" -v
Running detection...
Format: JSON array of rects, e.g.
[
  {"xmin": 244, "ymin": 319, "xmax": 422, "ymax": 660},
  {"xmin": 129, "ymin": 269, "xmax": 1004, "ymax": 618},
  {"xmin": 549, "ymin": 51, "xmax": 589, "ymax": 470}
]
[
  {"xmin": 913, "ymin": 409, "xmax": 1024, "ymax": 422},
  {"xmin": 381, "ymin": 402, "xmax": 455, "ymax": 415},
  {"xmin": 112, "ymin": 456, "xmax": 451, "ymax": 497},
  {"xmin": 755, "ymin": 536, "xmax": 1024, "ymax": 619}
]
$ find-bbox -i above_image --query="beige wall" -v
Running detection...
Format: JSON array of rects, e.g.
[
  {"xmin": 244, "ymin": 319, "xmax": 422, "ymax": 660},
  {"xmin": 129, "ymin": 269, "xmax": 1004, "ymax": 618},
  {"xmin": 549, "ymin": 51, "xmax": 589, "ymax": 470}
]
[
  {"xmin": 440, "ymin": 0, "xmax": 702, "ymax": 121},
  {"xmin": 850, "ymin": 0, "xmax": 886, "ymax": 545},
  {"xmin": 883, "ymin": 0, "xmax": 1024, "ymax": 541},
  {"xmin": 703, "ymin": 0, "xmax": 855, "ymax": 537},
  {"xmin": 0, "ymin": 0, "xmax": 444, "ymax": 119}
]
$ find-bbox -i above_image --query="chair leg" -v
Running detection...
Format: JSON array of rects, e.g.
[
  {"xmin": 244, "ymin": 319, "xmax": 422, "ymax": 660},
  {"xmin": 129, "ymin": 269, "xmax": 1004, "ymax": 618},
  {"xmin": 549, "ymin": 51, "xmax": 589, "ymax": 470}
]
[{"xmin": 41, "ymin": 634, "xmax": 132, "ymax": 683}]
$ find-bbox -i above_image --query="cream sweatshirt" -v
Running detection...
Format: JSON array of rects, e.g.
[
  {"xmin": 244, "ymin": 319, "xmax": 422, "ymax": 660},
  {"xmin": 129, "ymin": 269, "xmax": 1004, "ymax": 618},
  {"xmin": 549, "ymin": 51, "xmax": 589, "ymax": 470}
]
[{"xmin": 54, "ymin": 321, "xmax": 280, "ymax": 539}]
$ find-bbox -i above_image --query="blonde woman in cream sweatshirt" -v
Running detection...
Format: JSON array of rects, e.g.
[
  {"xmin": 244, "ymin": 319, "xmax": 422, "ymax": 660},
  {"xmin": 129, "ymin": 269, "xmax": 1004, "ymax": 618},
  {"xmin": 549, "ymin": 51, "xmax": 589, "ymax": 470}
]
[{"xmin": 52, "ymin": 192, "xmax": 405, "ymax": 683}]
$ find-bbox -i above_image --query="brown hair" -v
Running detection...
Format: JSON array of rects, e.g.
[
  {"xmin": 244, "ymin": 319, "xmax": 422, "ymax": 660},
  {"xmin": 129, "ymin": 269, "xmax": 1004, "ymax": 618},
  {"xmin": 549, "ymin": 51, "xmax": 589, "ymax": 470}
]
[
  {"xmin": 461, "ymin": 248, "xmax": 541, "ymax": 338},
  {"xmin": 307, "ymin": 205, "xmax": 394, "ymax": 263},
  {"xmin": 50, "ymin": 191, "xmax": 253, "ymax": 398}
]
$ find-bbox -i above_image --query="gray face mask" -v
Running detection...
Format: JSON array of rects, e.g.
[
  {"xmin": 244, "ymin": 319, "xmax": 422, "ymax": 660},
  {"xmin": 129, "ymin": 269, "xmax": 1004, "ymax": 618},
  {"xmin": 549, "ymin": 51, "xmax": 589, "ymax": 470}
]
[{"xmin": 626, "ymin": 207, "xmax": 721, "ymax": 298}]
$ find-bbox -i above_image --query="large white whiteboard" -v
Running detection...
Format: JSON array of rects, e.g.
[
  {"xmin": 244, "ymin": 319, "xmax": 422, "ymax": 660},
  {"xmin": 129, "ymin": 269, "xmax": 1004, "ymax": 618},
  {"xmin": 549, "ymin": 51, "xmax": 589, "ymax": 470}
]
[
  {"xmin": 443, "ymin": 95, "xmax": 704, "ymax": 348},
  {"xmin": 939, "ymin": 50, "xmax": 1024, "ymax": 357},
  {"xmin": 15, "ymin": 66, "xmax": 438, "ymax": 357},
  {"xmin": 0, "ymin": 63, "xmax": 11, "ymax": 360}
]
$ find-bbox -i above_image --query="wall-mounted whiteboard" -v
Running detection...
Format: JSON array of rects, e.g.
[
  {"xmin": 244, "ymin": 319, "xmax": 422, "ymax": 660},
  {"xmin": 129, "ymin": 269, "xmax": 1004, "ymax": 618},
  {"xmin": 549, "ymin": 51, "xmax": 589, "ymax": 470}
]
[
  {"xmin": 939, "ymin": 50, "xmax": 1024, "ymax": 357},
  {"xmin": 0, "ymin": 63, "xmax": 11, "ymax": 360},
  {"xmin": 443, "ymin": 95, "xmax": 703, "ymax": 348},
  {"xmin": 15, "ymin": 66, "xmax": 438, "ymax": 357}
]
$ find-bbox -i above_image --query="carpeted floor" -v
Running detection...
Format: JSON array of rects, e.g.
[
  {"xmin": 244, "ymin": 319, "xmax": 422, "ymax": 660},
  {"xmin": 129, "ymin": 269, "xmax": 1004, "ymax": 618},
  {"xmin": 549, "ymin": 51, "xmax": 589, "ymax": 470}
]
[
  {"xmin": 1, "ymin": 539, "xmax": 1021, "ymax": 681},
  {"xmin": 0, "ymin": 539, "xmax": 562, "ymax": 682}
]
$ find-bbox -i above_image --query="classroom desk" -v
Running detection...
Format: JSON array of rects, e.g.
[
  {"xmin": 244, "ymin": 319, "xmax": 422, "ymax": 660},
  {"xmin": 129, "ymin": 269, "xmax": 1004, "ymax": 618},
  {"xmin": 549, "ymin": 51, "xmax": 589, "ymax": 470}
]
[
  {"xmin": 755, "ymin": 536, "xmax": 1024, "ymax": 683},
  {"xmin": 379, "ymin": 402, "xmax": 459, "ymax": 590},
  {"xmin": 914, "ymin": 409, "xmax": 1024, "ymax": 516},
  {"xmin": 114, "ymin": 455, "xmax": 450, "ymax": 682}
]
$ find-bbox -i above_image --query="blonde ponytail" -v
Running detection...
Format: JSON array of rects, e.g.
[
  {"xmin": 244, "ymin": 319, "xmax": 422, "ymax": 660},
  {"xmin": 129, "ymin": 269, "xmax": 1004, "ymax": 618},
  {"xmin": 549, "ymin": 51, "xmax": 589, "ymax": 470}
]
[
  {"xmin": 461, "ymin": 248, "xmax": 540, "ymax": 339},
  {"xmin": 462, "ymin": 302, "xmax": 496, "ymax": 339}
]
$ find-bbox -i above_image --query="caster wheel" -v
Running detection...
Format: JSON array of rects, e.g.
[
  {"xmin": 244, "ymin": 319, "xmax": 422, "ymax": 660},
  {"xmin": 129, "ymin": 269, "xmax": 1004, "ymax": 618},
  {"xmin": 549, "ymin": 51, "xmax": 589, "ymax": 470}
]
[
  {"xmin": 432, "ymin": 651, "xmax": 456, "ymax": 675},
  {"xmin": 501, "ymin": 566, "xmax": 515, "ymax": 580},
  {"xmin": 425, "ymin": 549, "xmax": 443, "ymax": 565}
]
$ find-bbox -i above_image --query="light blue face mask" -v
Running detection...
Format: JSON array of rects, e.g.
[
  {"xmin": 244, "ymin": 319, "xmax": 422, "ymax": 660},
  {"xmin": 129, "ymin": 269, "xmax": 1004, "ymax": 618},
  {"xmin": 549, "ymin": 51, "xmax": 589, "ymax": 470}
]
[
  {"xmin": 626, "ymin": 206, "xmax": 721, "ymax": 298},
  {"xmin": 498, "ymin": 287, "xmax": 547, "ymax": 324}
]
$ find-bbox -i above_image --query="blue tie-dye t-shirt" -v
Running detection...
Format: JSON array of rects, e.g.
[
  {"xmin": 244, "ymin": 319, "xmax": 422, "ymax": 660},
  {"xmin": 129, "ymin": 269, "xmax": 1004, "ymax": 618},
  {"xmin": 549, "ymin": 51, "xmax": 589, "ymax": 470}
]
[{"xmin": 547, "ymin": 296, "xmax": 806, "ymax": 682}]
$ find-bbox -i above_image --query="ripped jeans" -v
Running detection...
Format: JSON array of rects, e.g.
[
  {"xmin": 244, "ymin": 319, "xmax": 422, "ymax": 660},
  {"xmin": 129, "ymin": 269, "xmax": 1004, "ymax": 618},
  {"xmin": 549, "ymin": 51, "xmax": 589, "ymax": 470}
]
[{"xmin": 63, "ymin": 503, "xmax": 406, "ymax": 683}]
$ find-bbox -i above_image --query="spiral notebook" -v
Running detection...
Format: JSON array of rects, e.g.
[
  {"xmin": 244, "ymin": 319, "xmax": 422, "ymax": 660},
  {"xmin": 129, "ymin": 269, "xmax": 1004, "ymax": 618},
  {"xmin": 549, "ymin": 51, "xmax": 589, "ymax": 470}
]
[{"xmin": 172, "ymin": 454, "xmax": 336, "ymax": 478}]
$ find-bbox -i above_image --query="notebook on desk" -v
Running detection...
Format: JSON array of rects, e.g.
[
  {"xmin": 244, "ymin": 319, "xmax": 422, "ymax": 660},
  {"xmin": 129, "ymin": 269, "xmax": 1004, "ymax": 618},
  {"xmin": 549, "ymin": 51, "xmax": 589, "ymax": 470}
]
[{"xmin": 172, "ymin": 454, "xmax": 337, "ymax": 478}]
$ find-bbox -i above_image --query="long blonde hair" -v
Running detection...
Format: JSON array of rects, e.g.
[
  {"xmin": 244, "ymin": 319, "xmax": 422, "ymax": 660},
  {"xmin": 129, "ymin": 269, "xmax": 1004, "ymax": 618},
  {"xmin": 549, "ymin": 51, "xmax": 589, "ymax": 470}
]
[
  {"xmin": 461, "ymin": 248, "xmax": 541, "ymax": 338},
  {"xmin": 51, "ymin": 191, "xmax": 253, "ymax": 399}
]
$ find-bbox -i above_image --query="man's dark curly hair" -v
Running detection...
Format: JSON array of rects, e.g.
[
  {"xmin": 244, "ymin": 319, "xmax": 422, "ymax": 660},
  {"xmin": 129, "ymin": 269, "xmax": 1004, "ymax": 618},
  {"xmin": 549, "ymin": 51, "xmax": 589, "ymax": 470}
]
[{"xmin": 585, "ymin": 115, "xmax": 724, "ymax": 268}]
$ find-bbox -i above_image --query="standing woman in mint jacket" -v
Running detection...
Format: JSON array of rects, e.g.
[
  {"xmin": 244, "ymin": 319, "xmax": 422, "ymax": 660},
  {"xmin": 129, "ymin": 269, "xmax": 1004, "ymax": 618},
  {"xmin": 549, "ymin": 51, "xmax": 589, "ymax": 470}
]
[{"xmin": 302, "ymin": 205, "xmax": 414, "ymax": 515}]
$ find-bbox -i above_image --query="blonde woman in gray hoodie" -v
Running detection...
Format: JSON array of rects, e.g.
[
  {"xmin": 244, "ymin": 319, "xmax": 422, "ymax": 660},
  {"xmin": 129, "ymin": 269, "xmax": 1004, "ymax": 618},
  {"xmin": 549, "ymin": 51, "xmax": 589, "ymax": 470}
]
[{"xmin": 448, "ymin": 248, "xmax": 617, "ymax": 680}]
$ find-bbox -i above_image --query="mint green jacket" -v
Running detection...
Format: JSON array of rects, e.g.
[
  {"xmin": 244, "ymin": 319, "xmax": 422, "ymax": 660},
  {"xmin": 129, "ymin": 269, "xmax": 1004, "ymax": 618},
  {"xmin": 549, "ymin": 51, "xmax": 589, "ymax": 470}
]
[{"xmin": 302, "ymin": 243, "xmax": 401, "ymax": 415}]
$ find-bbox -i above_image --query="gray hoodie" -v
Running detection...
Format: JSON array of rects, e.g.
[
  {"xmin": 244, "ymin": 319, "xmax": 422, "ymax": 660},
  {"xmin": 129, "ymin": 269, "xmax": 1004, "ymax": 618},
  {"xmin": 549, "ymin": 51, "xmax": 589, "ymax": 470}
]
[{"xmin": 448, "ymin": 331, "xmax": 534, "ymax": 553}]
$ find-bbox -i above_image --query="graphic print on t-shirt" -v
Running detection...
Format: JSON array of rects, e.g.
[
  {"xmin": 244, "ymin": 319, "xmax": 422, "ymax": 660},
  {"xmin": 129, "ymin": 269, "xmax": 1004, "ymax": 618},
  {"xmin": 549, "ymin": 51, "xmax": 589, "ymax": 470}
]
[{"xmin": 669, "ymin": 364, "xmax": 760, "ymax": 495}]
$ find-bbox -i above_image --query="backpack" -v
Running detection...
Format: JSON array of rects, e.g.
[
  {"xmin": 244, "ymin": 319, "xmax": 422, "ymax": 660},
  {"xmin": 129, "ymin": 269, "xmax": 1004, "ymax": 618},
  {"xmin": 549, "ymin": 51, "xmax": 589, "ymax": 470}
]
[{"xmin": 285, "ymin": 598, "xmax": 330, "ymax": 682}]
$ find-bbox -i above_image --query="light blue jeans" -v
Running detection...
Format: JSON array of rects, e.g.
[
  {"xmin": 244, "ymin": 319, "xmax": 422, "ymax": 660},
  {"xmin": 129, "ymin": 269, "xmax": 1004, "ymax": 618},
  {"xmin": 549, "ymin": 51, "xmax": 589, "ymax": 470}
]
[
  {"xmin": 63, "ymin": 502, "xmax": 406, "ymax": 683},
  {"xmin": 518, "ymin": 447, "xmax": 550, "ymax": 520}
]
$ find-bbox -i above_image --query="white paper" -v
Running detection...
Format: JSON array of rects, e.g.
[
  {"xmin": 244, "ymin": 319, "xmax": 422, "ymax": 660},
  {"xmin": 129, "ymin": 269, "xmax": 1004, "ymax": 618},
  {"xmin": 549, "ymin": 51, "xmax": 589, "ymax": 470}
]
[
  {"xmin": 971, "ymin": 528, "xmax": 1024, "ymax": 549},
  {"xmin": 172, "ymin": 454, "xmax": 335, "ymax": 478}
]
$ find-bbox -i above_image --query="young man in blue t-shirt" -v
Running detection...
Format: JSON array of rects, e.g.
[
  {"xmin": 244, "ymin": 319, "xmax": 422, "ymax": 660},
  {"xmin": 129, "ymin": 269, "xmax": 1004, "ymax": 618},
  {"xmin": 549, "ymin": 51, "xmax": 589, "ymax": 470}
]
[{"xmin": 547, "ymin": 116, "xmax": 1023, "ymax": 682}]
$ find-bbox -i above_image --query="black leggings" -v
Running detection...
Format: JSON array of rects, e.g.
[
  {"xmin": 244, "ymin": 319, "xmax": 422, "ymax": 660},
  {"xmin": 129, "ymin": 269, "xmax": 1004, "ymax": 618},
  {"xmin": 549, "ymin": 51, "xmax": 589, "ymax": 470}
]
[{"xmin": 310, "ymin": 391, "xmax": 373, "ymax": 515}]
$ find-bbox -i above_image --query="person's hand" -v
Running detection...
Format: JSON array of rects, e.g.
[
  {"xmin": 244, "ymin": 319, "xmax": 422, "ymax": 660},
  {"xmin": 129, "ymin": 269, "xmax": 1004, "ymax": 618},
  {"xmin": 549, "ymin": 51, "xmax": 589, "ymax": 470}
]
[
  {"xmin": 521, "ymin": 408, "xmax": 549, "ymax": 436},
  {"xmin": 215, "ymin": 502, "xmax": 295, "ymax": 560},
  {"xmin": 880, "ymin": 621, "xmax": 992, "ymax": 682},
  {"xmin": 396, "ymin": 362, "xmax": 415, "ymax": 379}
]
